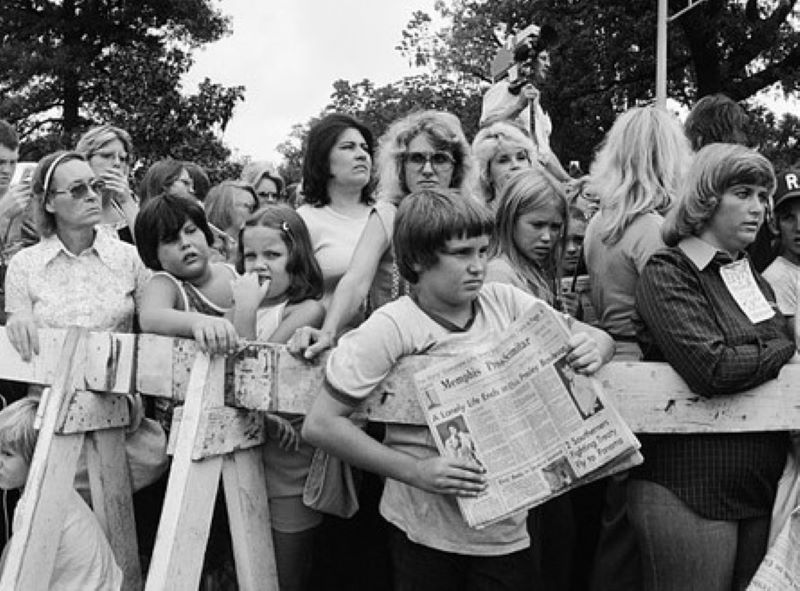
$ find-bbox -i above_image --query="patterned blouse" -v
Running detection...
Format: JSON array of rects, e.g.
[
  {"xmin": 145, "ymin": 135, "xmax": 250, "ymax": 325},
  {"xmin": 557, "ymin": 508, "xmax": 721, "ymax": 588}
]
[{"xmin": 4, "ymin": 229, "xmax": 150, "ymax": 332}]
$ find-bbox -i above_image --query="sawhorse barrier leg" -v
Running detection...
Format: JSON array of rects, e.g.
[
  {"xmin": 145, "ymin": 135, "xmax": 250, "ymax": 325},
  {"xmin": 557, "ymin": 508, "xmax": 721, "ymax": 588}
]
[
  {"xmin": 0, "ymin": 327, "xmax": 142, "ymax": 591},
  {"xmin": 145, "ymin": 353, "xmax": 277, "ymax": 591}
]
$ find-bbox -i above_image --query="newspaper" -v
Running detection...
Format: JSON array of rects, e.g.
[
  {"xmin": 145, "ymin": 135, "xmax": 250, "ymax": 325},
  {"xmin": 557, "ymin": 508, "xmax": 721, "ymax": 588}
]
[
  {"xmin": 748, "ymin": 507, "xmax": 800, "ymax": 590},
  {"xmin": 413, "ymin": 301, "xmax": 642, "ymax": 529}
]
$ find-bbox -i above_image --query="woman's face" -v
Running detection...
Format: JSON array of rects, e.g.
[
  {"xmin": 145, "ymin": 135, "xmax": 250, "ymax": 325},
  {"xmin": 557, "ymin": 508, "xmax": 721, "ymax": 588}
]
[
  {"xmin": 701, "ymin": 183, "xmax": 769, "ymax": 255},
  {"xmin": 88, "ymin": 138, "xmax": 129, "ymax": 176},
  {"xmin": 404, "ymin": 134, "xmax": 455, "ymax": 193},
  {"xmin": 45, "ymin": 159, "xmax": 103, "ymax": 231},
  {"xmin": 328, "ymin": 128, "xmax": 371, "ymax": 190},
  {"xmin": 255, "ymin": 177, "xmax": 280, "ymax": 207},
  {"xmin": 167, "ymin": 168, "xmax": 195, "ymax": 199},
  {"xmin": 513, "ymin": 199, "xmax": 564, "ymax": 266},
  {"xmin": 489, "ymin": 148, "xmax": 532, "ymax": 193}
]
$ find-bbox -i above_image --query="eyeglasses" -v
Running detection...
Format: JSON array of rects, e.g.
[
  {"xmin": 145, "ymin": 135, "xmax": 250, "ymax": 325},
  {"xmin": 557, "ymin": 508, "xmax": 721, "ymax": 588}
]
[
  {"xmin": 404, "ymin": 151, "xmax": 455, "ymax": 171},
  {"xmin": 52, "ymin": 179, "xmax": 105, "ymax": 200},
  {"xmin": 257, "ymin": 191, "xmax": 280, "ymax": 203}
]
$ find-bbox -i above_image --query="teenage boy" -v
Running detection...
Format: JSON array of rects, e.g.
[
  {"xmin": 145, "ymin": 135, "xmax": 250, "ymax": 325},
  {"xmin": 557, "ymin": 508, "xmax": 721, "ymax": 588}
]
[
  {"xmin": 303, "ymin": 188, "xmax": 614, "ymax": 591},
  {"xmin": 763, "ymin": 168, "xmax": 800, "ymax": 339}
]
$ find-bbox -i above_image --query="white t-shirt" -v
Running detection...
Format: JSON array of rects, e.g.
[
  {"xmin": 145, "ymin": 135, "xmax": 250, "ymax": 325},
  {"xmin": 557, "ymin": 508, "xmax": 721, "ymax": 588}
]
[
  {"xmin": 763, "ymin": 255, "xmax": 800, "ymax": 316},
  {"xmin": 326, "ymin": 282, "xmax": 545, "ymax": 556},
  {"xmin": 9, "ymin": 489, "xmax": 123, "ymax": 590}
]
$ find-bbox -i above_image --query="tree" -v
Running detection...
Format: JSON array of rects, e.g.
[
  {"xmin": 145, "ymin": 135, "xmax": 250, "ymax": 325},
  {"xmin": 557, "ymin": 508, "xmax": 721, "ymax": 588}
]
[
  {"xmin": 396, "ymin": 0, "xmax": 800, "ymax": 167},
  {"xmin": 0, "ymin": 0, "xmax": 245, "ymax": 179},
  {"xmin": 276, "ymin": 74, "xmax": 483, "ymax": 185}
]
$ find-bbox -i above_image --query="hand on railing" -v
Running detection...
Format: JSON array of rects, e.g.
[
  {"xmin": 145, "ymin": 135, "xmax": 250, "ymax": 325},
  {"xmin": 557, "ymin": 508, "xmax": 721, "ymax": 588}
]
[{"xmin": 6, "ymin": 313, "xmax": 39, "ymax": 362}]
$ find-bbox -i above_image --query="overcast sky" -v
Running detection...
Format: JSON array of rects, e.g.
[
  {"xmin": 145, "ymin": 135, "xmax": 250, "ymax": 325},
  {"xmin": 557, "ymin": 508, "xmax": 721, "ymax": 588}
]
[{"xmin": 183, "ymin": 0, "xmax": 438, "ymax": 163}]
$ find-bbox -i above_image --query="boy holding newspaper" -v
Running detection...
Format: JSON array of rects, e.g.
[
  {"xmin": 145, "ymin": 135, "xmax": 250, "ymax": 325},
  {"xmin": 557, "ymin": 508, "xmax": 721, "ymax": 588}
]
[{"xmin": 303, "ymin": 188, "xmax": 614, "ymax": 590}]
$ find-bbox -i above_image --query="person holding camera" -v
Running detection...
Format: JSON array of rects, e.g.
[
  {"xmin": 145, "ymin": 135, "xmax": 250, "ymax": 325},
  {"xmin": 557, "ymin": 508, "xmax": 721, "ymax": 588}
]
[{"xmin": 480, "ymin": 24, "xmax": 571, "ymax": 184}]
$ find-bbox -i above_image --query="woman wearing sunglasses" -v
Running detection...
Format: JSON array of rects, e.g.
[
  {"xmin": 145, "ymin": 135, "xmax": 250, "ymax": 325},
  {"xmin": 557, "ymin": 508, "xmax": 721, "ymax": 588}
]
[
  {"xmin": 4, "ymin": 150, "xmax": 150, "ymax": 359},
  {"xmin": 75, "ymin": 124, "xmax": 139, "ymax": 243},
  {"xmin": 3, "ymin": 150, "xmax": 166, "ymax": 497},
  {"xmin": 290, "ymin": 109, "xmax": 476, "ymax": 359}
]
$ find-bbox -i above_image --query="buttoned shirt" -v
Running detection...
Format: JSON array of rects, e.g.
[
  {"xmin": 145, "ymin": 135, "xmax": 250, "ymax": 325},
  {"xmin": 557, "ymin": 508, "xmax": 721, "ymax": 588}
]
[
  {"xmin": 4, "ymin": 229, "xmax": 150, "ymax": 332},
  {"xmin": 633, "ymin": 236, "xmax": 795, "ymax": 519}
]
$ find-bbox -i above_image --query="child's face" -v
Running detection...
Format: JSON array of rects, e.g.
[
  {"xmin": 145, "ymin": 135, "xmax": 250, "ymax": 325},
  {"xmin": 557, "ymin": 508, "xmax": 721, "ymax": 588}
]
[
  {"xmin": 0, "ymin": 447, "xmax": 29, "ymax": 490},
  {"xmin": 777, "ymin": 200, "xmax": 800, "ymax": 265},
  {"xmin": 415, "ymin": 234, "xmax": 489, "ymax": 314},
  {"xmin": 513, "ymin": 201, "xmax": 564, "ymax": 267},
  {"xmin": 562, "ymin": 218, "xmax": 587, "ymax": 275},
  {"xmin": 157, "ymin": 219, "xmax": 210, "ymax": 279},
  {"xmin": 242, "ymin": 226, "xmax": 291, "ymax": 304}
]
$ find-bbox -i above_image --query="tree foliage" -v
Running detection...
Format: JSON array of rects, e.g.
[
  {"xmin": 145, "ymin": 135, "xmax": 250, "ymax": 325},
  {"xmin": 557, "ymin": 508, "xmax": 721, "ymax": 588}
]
[
  {"xmin": 281, "ymin": 0, "xmax": 799, "ymax": 177},
  {"xmin": 0, "ymin": 0, "xmax": 245, "ymax": 179}
]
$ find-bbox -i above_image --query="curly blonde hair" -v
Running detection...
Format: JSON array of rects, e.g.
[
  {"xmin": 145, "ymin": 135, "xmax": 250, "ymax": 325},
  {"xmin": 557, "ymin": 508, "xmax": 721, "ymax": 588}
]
[
  {"xmin": 472, "ymin": 121, "xmax": 536, "ymax": 206},
  {"xmin": 374, "ymin": 110, "xmax": 476, "ymax": 204}
]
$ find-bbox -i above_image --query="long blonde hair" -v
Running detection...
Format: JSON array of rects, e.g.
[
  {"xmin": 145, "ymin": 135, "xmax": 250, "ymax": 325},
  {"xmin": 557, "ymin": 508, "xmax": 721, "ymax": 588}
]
[
  {"xmin": 589, "ymin": 106, "xmax": 691, "ymax": 245},
  {"xmin": 490, "ymin": 168, "xmax": 568, "ymax": 303}
]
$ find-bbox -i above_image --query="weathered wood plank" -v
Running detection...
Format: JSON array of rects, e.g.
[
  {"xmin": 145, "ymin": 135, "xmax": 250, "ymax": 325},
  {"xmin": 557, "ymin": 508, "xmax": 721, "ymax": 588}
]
[
  {"xmin": 144, "ymin": 354, "xmax": 224, "ymax": 591},
  {"xmin": 57, "ymin": 390, "xmax": 130, "ymax": 434},
  {"xmin": 0, "ymin": 328, "xmax": 134, "ymax": 395},
  {"xmin": 86, "ymin": 428, "xmax": 142, "ymax": 591},
  {"xmin": 222, "ymin": 448, "xmax": 279, "ymax": 590},
  {"xmin": 167, "ymin": 406, "xmax": 267, "ymax": 460},
  {"xmin": 137, "ymin": 336, "xmax": 800, "ymax": 432},
  {"xmin": 0, "ymin": 328, "xmax": 87, "ymax": 591}
]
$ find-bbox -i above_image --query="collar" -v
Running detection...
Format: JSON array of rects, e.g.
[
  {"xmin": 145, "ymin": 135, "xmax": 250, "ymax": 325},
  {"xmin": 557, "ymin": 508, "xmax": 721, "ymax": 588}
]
[
  {"xmin": 678, "ymin": 236, "xmax": 739, "ymax": 270},
  {"xmin": 40, "ymin": 227, "xmax": 116, "ymax": 266},
  {"xmin": 412, "ymin": 294, "xmax": 478, "ymax": 333}
]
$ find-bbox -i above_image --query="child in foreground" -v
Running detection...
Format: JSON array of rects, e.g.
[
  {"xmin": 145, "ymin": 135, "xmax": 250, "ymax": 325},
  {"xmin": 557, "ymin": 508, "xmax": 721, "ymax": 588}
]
[
  {"xmin": 232, "ymin": 204, "xmax": 325, "ymax": 591},
  {"xmin": 0, "ymin": 398, "xmax": 122, "ymax": 590},
  {"xmin": 302, "ymin": 189, "xmax": 614, "ymax": 590}
]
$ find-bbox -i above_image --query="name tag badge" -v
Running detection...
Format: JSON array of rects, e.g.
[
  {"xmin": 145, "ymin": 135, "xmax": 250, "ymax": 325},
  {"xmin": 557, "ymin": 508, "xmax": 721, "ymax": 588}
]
[{"xmin": 719, "ymin": 259, "xmax": 775, "ymax": 324}]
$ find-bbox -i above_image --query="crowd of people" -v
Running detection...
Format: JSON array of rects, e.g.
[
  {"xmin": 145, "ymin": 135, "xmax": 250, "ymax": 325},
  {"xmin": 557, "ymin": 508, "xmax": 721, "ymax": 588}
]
[{"xmin": 0, "ymin": 82, "xmax": 797, "ymax": 591}]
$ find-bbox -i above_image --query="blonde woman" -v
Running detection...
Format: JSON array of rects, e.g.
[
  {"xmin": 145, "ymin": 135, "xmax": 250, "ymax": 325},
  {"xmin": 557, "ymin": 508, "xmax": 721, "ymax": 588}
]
[{"xmin": 472, "ymin": 121, "xmax": 537, "ymax": 208}]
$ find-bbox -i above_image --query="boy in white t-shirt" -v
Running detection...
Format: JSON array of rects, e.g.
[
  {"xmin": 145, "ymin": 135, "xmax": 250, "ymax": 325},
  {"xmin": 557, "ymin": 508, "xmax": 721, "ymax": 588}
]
[
  {"xmin": 763, "ymin": 169, "xmax": 800, "ymax": 339},
  {"xmin": 302, "ymin": 188, "xmax": 614, "ymax": 590},
  {"xmin": 0, "ymin": 397, "xmax": 122, "ymax": 590}
]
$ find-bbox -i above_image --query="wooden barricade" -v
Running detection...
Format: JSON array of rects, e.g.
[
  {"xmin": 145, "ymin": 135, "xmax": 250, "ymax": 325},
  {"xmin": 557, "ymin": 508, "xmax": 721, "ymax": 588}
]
[
  {"xmin": 0, "ymin": 327, "xmax": 141, "ymax": 591},
  {"xmin": 0, "ymin": 327, "xmax": 798, "ymax": 590}
]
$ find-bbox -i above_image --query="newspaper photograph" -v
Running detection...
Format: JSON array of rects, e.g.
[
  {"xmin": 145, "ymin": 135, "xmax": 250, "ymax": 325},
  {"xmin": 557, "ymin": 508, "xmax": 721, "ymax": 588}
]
[{"xmin": 414, "ymin": 301, "xmax": 642, "ymax": 529}]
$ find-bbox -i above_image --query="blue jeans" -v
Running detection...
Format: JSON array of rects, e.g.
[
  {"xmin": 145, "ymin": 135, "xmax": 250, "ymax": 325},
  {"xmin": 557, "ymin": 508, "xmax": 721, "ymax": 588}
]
[
  {"xmin": 627, "ymin": 479, "xmax": 769, "ymax": 591},
  {"xmin": 388, "ymin": 524, "xmax": 536, "ymax": 591}
]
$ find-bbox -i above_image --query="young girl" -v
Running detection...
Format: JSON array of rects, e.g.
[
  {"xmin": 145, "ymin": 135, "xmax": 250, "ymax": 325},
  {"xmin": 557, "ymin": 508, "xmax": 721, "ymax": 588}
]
[
  {"xmin": 486, "ymin": 167, "xmax": 570, "ymax": 311},
  {"xmin": 231, "ymin": 204, "xmax": 325, "ymax": 591}
]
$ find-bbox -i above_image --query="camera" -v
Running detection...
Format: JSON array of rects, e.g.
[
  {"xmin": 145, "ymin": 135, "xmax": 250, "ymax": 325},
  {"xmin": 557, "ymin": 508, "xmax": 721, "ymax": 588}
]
[{"xmin": 489, "ymin": 23, "xmax": 557, "ymax": 95}]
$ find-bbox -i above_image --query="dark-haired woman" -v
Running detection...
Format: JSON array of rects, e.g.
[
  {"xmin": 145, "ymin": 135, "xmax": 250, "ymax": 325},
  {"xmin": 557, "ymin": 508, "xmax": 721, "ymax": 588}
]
[{"xmin": 296, "ymin": 114, "xmax": 375, "ymax": 312}]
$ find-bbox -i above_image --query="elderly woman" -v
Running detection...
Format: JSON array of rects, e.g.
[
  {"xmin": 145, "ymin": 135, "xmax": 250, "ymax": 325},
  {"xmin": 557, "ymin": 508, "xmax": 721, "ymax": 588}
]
[
  {"xmin": 138, "ymin": 158, "xmax": 194, "ymax": 204},
  {"xmin": 472, "ymin": 121, "xmax": 537, "ymax": 209},
  {"xmin": 241, "ymin": 160, "xmax": 286, "ymax": 207},
  {"xmin": 75, "ymin": 124, "xmax": 139, "ymax": 243},
  {"xmin": 291, "ymin": 109, "xmax": 476, "ymax": 358},
  {"xmin": 632, "ymin": 143, "xmax": 795, "ymax": 590},
  {"xmin": 3, "ymin": 150, "xmax": 166, "ymax": 495},
  {"xmin": 204, "ymin": 180, "xmax": 258, "ymax": 264}
]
